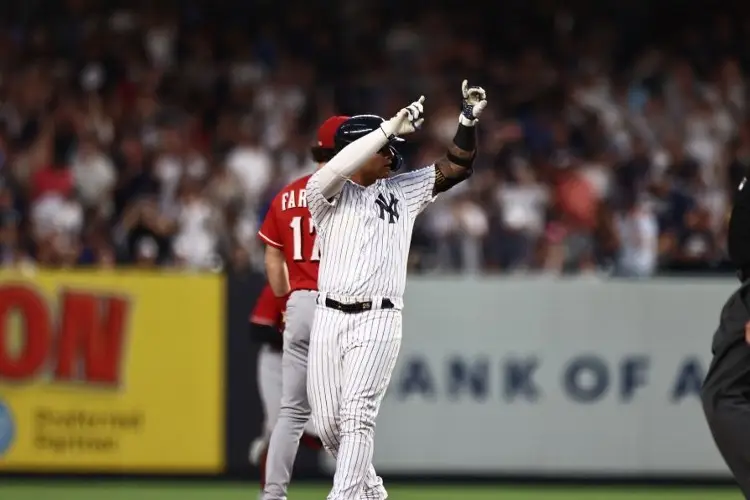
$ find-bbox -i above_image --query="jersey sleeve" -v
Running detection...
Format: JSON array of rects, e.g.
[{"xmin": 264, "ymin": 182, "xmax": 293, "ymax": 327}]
[
  {"xmin": 392, "ymin": 165, "xmax": 437, "ymax": 216},
  {"xmin": 306, "ymin": 171, "xmax": 338, "ymax": 228},
  {"xmin": 249, "ymin": 285, "xmax": 282, "ymax": 326},
  {"xmin": 258, "ymin": 200, "xmax": 283, "ymax": 248}
]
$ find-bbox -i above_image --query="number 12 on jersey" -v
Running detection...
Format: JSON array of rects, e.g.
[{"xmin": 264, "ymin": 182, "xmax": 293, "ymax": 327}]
[{"xmin": 290, "ymin": 216, "xmax": 321, "ymax": 262}]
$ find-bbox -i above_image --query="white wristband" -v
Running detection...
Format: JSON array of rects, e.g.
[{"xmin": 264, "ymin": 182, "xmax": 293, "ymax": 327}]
[
  {"xmin": 380, "ymin": 119, "xmax": 398, "ymax": 138},
  {"xmin": 459, "ymin": 114, "xmax": 477, "ymax": 127}
]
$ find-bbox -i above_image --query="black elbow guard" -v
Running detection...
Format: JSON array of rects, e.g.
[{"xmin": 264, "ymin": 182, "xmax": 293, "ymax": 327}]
[
  {"xmin": 249, "ymin": 323, "xmax": 283, "ymax": 351},
  {"xmin": 446, "ymin": 152, "xmax": 475, "ymax": 169},
  {"xmin": 434, "ymin": 164, "xmax": 473, "ymax": 193}
]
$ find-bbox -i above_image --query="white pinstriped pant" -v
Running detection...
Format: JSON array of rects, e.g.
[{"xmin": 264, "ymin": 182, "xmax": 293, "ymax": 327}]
[{"xmin": 307, "ymin": 301, "xmax": 402, "ymax": 500}]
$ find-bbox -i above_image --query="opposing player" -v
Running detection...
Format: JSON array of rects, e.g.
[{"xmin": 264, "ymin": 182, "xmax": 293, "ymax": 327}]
[
  {"xmin": 306, "ymin": 81, "xmax": 487, "ymax": 499},
  {"xmin": 247, "ymin": 284, "xmax": 322, "ymax": 498},
  {"xmin": 259, "ymin": 116, "xmax": 385, "ymax": 500}
]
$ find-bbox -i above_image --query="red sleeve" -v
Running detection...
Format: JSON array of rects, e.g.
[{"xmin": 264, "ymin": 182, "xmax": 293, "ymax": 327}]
[
  {"xmin": 258, "ymin": 200, "xmax": 283, "ymax": 249},
  {"xmin": 249, "ymin": 285, "xmax": 282, "ymax": 326}
]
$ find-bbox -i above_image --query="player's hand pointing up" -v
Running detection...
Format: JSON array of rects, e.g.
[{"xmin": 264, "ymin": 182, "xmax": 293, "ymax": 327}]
[
  {"xmin": 382, "ymin": 96, "xmax": 425, "ymax": 137},
  {"xmin": 459, "ymin": 80, "xmax": 488, "ymax": 126}
]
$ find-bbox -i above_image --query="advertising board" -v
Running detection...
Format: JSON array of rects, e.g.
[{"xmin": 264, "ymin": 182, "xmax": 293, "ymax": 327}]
[
  {"xmin": 0, "ymin": 271, "xmax": 224, "ymax": 473},
  {"xmin": 373, "ymin": 278, "xmax": 733, "ymax": 476}
]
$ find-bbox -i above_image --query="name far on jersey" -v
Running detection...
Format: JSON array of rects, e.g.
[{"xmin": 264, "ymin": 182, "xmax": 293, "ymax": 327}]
[{"xmin": 281, "ymin": 188, "xmax": 308, "ymax": 211}]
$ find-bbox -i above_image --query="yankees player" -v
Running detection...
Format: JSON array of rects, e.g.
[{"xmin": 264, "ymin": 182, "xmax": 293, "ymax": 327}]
[
  {"xmin": 306, "ymin": 80, "xmax": 487, "ymax": 499},
  {"xmin": 258, "ymin": 116, "xmax": 384, "ymax": 500},
  {"xmin": 247, "ymin": 284, "xmax": 322, "ymax": 497}
]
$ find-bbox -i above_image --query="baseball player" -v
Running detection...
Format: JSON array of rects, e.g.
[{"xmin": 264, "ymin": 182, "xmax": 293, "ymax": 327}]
[
  {"xmin": 248, "ymin": 284, "xmax": 322, "ymax": 498},
  {"xmin": 305, "ymin": 80, "xmax": 487, "ymax": 500},
  {"xmin": 259, "ymin": 116, "xmax": 385, "ymax": 500}
]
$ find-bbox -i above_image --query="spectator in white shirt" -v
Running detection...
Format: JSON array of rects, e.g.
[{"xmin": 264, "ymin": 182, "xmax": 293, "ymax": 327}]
[
  {"xmin": 71, "ymin": 134, "xmax": 116, "ymax": 215},
  {"xmin": 31, "ymin": 189, "xmax": 84, "ymax": 266},
  {"xmin": 226, "ymin": 119, "xmax": 273, "ymax": 210},
  {"xmin": 614, "ymin": 193, "xmax": 659, "ymax": 277},
  {"xmin": 453, "ymin": 195, "xmax": 490, "ymax": 274},
  {"xmin": 496, "ymin": 160, "xmax": 549, "ymax": 269},
  {"xmin": 155, "ymin": 126, "xmax": 208, "ymax": 214},
  {"xmin": 172, "ymin": 180, "xmax": 221, "ymax": 270}
]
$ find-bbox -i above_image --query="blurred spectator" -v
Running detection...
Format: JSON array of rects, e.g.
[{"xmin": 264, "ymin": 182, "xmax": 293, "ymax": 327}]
[
  {"xmin": 0, "ymin": 0, "xmax": 745, "ymax": 277},
  {"xmin": 226, "ymin": 119, "xmax": 273, "ymax": 211},
  {"xmin": 614, "ymin": 193, "xmax": 659, "ymax": 278},
  {"xmin": 495, "ymin": 159, "xmax": 549, "ymax": 270},
  {"xmin": 71, "ymin": 133, "xmax": 116, "ymax": 215},
  {"xmin": 172, "ymin": 179, "xmax": 221, "ymax": 270},
  {"xmin": 453, "ymin": 195, "xmax": 489, "ymax": 274},
  {"xmin": 0, "ymin": 186, "xmax": 23, "ymax": 265}
]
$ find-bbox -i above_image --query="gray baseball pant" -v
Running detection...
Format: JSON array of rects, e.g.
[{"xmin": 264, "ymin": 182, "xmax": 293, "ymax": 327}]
[
  {"xmin": 263, "ymin": 290, "xmax": 317, "ymax": 500},
  {"xmin": 263, "ymin": 291, "xmax": 387, "ymax": 500}
]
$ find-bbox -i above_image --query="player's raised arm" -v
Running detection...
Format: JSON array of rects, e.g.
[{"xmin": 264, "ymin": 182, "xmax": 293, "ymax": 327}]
[
  {"xmin": 309, "ymin": 97, "xmax": 425, "ymax": 201},
  {"xmin": 432, "ymin": 80, "xmax": 488, "ymax": 195}
]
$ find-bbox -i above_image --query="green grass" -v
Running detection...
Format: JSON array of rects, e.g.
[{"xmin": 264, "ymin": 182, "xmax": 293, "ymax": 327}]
[{"xmin": 0, "ymin": 482, "xmax": 743, "ymax": 500}]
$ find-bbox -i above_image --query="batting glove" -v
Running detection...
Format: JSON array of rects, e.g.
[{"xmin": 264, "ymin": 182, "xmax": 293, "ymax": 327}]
[
  {"xmin": 459, "ymin": 80, "xmax": 488, "ymax": 127},
  {"xmin": 382, "ymin": 96, "xmax": 425, "ymax": 138}
]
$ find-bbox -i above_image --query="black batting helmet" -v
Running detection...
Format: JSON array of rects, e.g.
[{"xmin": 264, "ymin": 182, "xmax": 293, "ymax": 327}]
[{"xmin": 334, "ymin": 114, "xmax": 404, "ymax": 171}]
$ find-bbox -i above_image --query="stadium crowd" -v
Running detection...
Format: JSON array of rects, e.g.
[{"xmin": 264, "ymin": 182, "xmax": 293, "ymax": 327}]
[{"xmin": 0, "ymin": 0, "xmax": 745, "ymax": 276}]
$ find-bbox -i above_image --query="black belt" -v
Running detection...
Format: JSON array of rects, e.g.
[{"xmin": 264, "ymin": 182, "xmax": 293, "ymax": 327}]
[{"xmin": 324, "ymin": 297, "xmax": 394, "ymax": 314}]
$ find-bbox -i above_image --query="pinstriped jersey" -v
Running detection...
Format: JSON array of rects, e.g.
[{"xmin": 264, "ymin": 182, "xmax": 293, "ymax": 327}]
[{"xmin": 306, "ymin": 165, "xmax": 436, "ymax": 300}]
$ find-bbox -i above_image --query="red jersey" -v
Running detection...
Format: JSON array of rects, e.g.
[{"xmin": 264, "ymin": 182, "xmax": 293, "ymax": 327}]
[
  {"xmin": 258, "ymin": 174, "xmax": 319, "ymax": 292},
  {"xmin": 249, "ymin": 285, "xmax": 283, "ymax": 328},
  {"xmin": 32, "ymin": 166, "xmax": 73, "ymax": 200}
]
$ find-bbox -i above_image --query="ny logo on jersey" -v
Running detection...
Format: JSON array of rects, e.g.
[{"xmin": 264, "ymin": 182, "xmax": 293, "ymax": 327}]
[{"xmin": 375, "ymin": 193, "xmax": 400, "ymax": 223}]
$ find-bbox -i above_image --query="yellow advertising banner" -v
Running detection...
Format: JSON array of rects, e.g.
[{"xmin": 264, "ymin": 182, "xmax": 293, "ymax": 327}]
[{"xmin": 0, "ymin": 270, "xmax": 224, "ymax": 473}]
